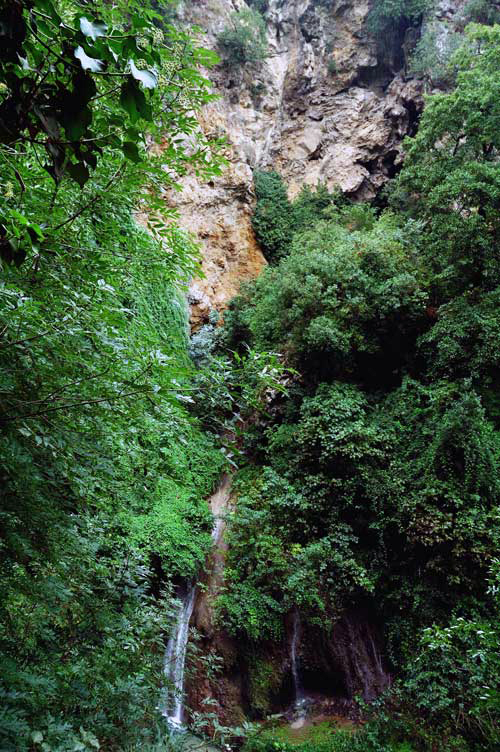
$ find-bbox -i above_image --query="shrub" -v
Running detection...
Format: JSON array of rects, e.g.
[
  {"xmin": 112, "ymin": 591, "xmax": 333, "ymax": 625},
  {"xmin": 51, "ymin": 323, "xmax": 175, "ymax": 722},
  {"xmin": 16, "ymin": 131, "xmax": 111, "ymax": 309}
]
[
  {"xmin": 367, "ymin": 0, "xmax": 432, "ymax": 67},
  {"xmin": 251, "ymin": 173, "xmax": 346, "ymax": 263},
  {"xmin": 395, "ymin": 561, "xmax": 500, "ymax": 749},
  {"xmin": 217, "ymin": 9, "xmax": 268, "ymax": 67},
  {"xmin": 367, "ymin": 0, "xmax": 432, "ymax": 36},
  {"xmin": 243, "ymin": 211, "xmax": 427, "ymax": 379},
  {"xmin": 409, "ymin": 25, "xmax": 462, "ymax": 87},
  {"xmin": 252, "ymin": 171, "xmax": 294, "ymax": 262},
  {"xmin": 327, "ymin": 58, "xmax": 337, "ymax": 75},
  {"xmin": 461, "ymin": 0, "xmax": 500, "ymax": 26}
]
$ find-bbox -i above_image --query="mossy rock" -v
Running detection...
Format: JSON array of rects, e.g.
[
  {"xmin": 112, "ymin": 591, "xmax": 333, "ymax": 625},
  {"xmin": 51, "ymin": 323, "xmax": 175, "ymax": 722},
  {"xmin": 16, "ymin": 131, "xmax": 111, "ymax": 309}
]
[{"xmin": 248, "ymin": 655, "xmax": 287, "ymax": 716}]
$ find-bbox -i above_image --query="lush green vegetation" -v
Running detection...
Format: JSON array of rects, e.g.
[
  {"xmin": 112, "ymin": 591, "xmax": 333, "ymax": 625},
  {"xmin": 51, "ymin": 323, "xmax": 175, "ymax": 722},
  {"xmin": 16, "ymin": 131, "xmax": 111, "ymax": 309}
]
[
  {"xmin": 2, "ymin": 2, "xmax": 500, "ymax": 752},
  {"xmin": 409, "ymin": 24, "xmax": 462, "ymax": 86},
  {"xmin": 251, "ymin": 173, "xmax": 344, "ymax": 263},
  {"xmin": 461, "ymin": 0, "xmax": 500, "ymax": 27},
  {"xmin": 366, "ymin": 0, "xmax": 432, "ymax": 66},
  {"xmin": 368, "ymin": 0, "xmax": 431, "ymax": 33},
  {"xmin": 216, "ymin": 9, "xmax": 268, "ymax": 68},
  {"xmin": 243, "ymin": 722, "xmax": 413, "ymax": 752},
  {"xmin": 217, "ymin": 22, "xmax": 500, "ymax": 752},
  {"xmin": 0, "ymin": 1, "xmax": 227, "ymax": 749}
]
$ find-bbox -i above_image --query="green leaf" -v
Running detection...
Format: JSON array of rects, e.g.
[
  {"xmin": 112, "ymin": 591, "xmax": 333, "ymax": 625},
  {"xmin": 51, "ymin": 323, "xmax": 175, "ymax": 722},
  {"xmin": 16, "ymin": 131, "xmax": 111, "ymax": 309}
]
[
  {"xmin": 74, "ymin": 46, "xmax": 104, "ymax": 72},
  {"xmin": 67, "ymin": 161, "xmax": 90, "ymax": 186},
  {"xmin": 120, "ymin": 78, "xmax": 152, "ymax": 123},
  {"xmin": 62, "ymin": 104, "xmax": 92, "ymax": 141},
  {"xmin": 120, "ymin": 79, "xmax": 139, "ymax": 123},
  {"xmin": 122, "ymin": 141, "xmax": 141, "ymax": 163},
  {"xmin": 72, "ymin": 72, "xmax": 98, "ymax": 106},
  {"xmin": 31, "ymin": 731, "xmax": 43, "ymax": 744},
  {"xmin": 35, "ymin": 0, "xmax": 61, "ymax": 24},
  {"xmin": 26, "ymin": 224, "xmax": 45, "ymax": 243},
  {"xmin": 79, "ymin": 17, "xmax": 107, "ymax": 41}
]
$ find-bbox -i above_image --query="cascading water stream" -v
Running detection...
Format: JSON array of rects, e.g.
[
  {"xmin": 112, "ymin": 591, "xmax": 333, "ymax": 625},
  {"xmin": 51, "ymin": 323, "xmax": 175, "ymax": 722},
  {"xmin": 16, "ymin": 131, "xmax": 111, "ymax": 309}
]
[
  {"xmin": 290, "ymin": 609, "xmax": 307, "ymax": 727},
  {"xmin": 161, "ymin": 474, "xmax": 233, "ymax": 727},
  {"xmin": 162, "ymin": 585, "xmax": 197, "ymax": 726}
]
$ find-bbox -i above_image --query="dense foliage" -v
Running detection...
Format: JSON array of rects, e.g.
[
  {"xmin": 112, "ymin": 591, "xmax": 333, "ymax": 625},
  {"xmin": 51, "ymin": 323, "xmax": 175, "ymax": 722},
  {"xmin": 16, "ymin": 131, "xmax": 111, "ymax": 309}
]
[
  {"xmin": 461, "ymin": 0, "xmax": 500, "ymax": 26},
  {"xmin": 0, "ymin": 0, "xmax": 229, "ymax": 749},
  {"xmin": 251, "ymin": 172, "xmax": 344, "ymax": 263},
  {"xmin": 218, "ymin": 22, "xmax": 500, "ymax": 752},
  {"xmin": 2, "ymin": 2, "xmax": 500, "ymax": 752},
  {"xmin": 367, "ymin": 0, "xmax": 431, "ymax": 68}
]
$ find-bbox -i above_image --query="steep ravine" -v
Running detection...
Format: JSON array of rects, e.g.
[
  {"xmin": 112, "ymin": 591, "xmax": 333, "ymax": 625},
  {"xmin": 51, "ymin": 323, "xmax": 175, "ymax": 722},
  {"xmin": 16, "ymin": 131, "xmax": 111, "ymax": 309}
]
[{"xmin": 167, "ymin": 0, "xmax": 467, "ymax": 729}]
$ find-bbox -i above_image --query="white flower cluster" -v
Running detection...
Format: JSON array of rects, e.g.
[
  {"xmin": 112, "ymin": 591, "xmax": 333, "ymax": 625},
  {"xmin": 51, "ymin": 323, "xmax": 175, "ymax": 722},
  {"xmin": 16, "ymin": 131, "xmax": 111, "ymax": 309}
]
[
  {"xmin": 152, "ymin": 28, "xmax": 164, "ymax": 45},
  {"xmin": 163, "ymin": 59, "xmax": 178, "ymax": 75}
]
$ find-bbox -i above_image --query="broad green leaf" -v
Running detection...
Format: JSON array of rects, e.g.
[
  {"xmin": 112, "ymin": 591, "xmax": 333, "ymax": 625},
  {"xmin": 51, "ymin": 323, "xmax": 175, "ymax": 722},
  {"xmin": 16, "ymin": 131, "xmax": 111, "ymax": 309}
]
[
  {"xmin": 26, "ymin": 224, "xmax": 45, "ymax": 242},
  {"xmin": 67, "ymin": 162, "xmax": 90, "ymax": 186},
  {"xmin": 120, "ymin": 79, "xmax": 140, "ymax": 123},
  {"xmin": 35, "ymin": 0, "xmax": 61, "ymax": 24},
  {"xmin": 62, "ymin": 104, "xmax": 92, "ymax": 141},
  {"xmin": 120, "ymin": 78, "xmax": 152, "ymax": 123},
  {"xmin": 122, "ymin": 141, "xmax": 141, "ymax": 163}
]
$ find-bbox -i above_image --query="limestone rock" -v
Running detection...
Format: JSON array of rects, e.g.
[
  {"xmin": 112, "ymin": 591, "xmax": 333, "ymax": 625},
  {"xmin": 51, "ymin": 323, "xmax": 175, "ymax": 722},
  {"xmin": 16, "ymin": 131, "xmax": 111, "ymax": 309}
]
[{"xmin": 169, "ymin": 0, "xmax": 464, "ymax": 325}]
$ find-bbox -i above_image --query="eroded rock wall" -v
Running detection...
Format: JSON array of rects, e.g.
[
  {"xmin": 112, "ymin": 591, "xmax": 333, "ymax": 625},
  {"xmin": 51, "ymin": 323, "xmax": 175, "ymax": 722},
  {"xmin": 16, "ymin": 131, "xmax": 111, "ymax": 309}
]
[
  {"xmin": 168, "ymin": 0, "xmax": 392, "ymax": 324},
  {"xmin": 171, "ymin": 0, "xmax": 467, "ymax": 326}
]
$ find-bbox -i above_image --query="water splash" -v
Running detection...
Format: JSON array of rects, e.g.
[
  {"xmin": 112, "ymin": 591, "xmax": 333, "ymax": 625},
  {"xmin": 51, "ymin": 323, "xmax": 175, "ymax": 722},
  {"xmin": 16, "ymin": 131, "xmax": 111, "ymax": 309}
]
[
  {"xmin": 290, "ymin": 609, "xmax": 308, "ymax": 727},
  {"xmin": 162, "ymin": 585, "xmax": 197, "ymax": 727}
]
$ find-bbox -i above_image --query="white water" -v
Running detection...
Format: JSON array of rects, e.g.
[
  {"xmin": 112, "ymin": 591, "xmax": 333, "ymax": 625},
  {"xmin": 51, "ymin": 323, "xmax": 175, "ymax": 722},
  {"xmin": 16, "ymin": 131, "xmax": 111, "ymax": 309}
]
[
  {"xmin": 162, "ymin": 475, "xmax": 233, "ymax": 727},
  {"xmin": 163, "ymin": 585, "xmax": 197, "ymax": 726},
  {"xmin": 290, "ymin": 609, "xmax": 307, "ymax": 728}
]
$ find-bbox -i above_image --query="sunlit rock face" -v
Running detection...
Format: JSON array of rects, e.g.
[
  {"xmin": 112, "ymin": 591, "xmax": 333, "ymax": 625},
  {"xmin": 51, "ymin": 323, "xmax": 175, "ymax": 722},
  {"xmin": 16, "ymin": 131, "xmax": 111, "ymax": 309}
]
[{"xmin": 169, "ymin": 0, "xmax": 463, "ymax": 325}]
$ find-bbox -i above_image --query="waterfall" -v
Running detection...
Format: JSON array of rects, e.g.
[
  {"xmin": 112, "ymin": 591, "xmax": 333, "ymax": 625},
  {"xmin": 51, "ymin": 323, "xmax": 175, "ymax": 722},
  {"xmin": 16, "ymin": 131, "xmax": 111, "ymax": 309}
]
[
  {"xmin": 161, "ymin": 474, "xmax": 233, "ymax": 727},
  {"xmin": 162, "ymin": 585, "xmax": 197, "ymax": 727},
  {"xmin": 290, "ymin": 609, "xmax": 306, "ymax": 725}
]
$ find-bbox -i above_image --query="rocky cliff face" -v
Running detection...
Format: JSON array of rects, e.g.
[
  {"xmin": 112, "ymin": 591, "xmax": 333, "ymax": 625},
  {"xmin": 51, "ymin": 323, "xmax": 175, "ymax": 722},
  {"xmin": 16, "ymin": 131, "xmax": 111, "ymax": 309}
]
[
  {"xmin": 171, "ymin": 0, "xmax": 467, "ymax": 326},
  {"xmin": 168, "ymin": 0, "xmax": 456, "ymax": 325}
]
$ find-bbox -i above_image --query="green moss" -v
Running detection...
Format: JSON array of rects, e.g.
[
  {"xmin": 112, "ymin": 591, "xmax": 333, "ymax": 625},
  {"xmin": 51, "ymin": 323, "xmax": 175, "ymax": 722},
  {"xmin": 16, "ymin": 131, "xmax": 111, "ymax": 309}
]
[{"xmin": 248, "ymin": 656, "xmax": 285, "ymax": 716}]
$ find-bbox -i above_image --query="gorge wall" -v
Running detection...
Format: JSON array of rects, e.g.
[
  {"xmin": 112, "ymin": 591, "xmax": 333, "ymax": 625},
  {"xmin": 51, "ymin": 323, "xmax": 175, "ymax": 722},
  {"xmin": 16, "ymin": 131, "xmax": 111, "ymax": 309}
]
[{"xmin": 168, "ymin": 0, "xmax": 466, "ymax": 326}]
